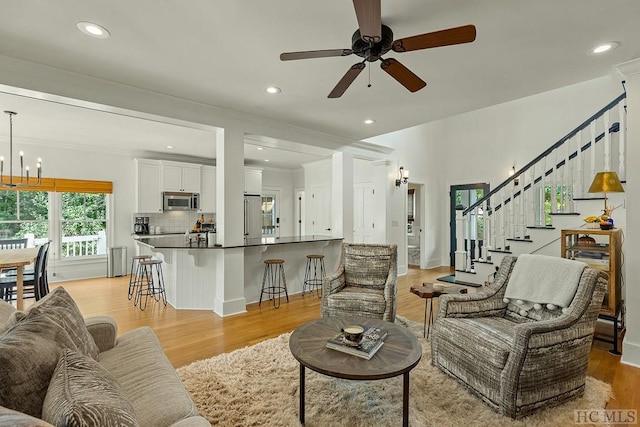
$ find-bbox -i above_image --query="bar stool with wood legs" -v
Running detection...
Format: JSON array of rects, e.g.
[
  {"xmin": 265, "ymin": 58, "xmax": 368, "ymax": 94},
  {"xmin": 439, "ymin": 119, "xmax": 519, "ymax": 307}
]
[
  {"xmin": 259, "ymin": 259, "xmax": 289, "ymax": 308},
  {"xmin": 129, "ymin": 255, "xmax": 151, "ymax": 300},
  {"xmin": 133, "ymin": 258, "xmax": 167, "ymax": 310},
  {"xmin": 303, "ymin": 254, "xmax": 325, "ymax": 297}
]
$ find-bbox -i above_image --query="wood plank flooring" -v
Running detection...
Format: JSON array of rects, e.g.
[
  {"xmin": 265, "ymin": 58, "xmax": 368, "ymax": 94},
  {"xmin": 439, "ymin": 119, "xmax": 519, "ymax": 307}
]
[{"xmin": 41, "ymin": 265, "xmax": 639, "ymax": 412}]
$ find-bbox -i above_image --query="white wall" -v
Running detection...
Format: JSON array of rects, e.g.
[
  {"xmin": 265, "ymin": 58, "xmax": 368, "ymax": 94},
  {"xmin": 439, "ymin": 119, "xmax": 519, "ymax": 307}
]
[
  {"xmin": 13, "ymin": 143, "xmax": 136, "ymax": 281},
  {"xmin": 368, "ymin": 75, "xmax": 622, "ymax": 268}
]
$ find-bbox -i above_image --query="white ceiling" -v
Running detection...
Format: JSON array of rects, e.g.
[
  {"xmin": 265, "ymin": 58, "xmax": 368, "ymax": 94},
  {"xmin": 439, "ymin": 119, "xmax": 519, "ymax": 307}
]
[{"xmin": 0, "ymin": 0, "xmax": 639, "ymax": 167}]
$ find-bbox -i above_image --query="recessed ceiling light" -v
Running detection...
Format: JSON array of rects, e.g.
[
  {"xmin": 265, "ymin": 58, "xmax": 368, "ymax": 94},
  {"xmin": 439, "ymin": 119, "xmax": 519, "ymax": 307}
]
[
  {"xmin": 589, "ymin": 42, "xmax": 620, "ymax": 55},
  {"xmin": 264, "ymin": 159, "xmax": 270, "ymax": 162},
  {"xmin": 77, "ymin": 21, "xmax": 110, "ymax": 39},
  {"xmin": 266, "ymin": 86, "xmax": 281, "ymax": 94},
  {"xmin": 167, "ymin": 145, "xmax": 174, "ymax": 149},
  {"xmin": 364, "ymin": 119, "xmax": 376, "ymax": 125},
  {"xmin": 257, "ymin": 147, "xmax": 265, "ymax": 151}
]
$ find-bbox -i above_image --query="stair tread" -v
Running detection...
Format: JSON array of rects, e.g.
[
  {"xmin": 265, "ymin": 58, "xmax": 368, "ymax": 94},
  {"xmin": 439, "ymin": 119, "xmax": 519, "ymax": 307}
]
[
  {"xmin": 550, "ymin": 212, "xmax": 581, "ymax": 216},
  {"xmin": 527, "ymin": 225, "xmax": 556, "ymax": 229},
  {"xmin": 506, "ymin": 238, "xmax": 533, "ymax": 242},
  {"xmin": 488, "ymin": 249, "xmax": 512, "ymax": 254}
]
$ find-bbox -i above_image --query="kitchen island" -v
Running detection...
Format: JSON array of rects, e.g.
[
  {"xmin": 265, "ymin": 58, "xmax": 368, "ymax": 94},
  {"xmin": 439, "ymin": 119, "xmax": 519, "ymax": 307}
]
[{"xmin": 135, "ymin": 235, "xmax": 342, "ymax": 316}]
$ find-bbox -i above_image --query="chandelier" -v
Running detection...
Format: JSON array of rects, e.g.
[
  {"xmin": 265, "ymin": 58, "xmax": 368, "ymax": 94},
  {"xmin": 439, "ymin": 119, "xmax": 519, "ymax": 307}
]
[{"xmin": 1, "ymin": 111, "xmax": 42, "ymax": 189}]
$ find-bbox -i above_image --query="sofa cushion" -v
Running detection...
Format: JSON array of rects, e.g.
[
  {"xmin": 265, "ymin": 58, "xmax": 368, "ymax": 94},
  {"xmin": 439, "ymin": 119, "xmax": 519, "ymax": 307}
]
[
  {"xmin": 0, "ymin": 298, "xmax": 16, "ymax": 328},
  {"xmin": 99, "ymin": 327, "xmax": 199, "ymax": 426},
  {"xmin": 27, "ymin": 287, "xmax": 100, "ymax": 361},
  {"xmin": 343, "ymin": 245, "xmax": 391, "ymax": 289},
  {"xmin": 326, "ymin": 286, "xmax": 386, "ymax": 314},
  {"xmin": 0, "ymin": 311, "xmax": 79, "ymax": 417},
  {"xmin": 42, "ymin": 349, "xmax": 139, "ymax": 427},
  {"xmin": 0, "ymin": 406, "xmax": 54, "ymax": 426}
]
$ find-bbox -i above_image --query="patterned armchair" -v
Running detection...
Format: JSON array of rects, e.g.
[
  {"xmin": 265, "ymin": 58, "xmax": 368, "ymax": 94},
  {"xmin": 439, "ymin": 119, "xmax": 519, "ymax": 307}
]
[
  {"xmin": 431, "ymin": 255, "xmax": 607, "ymax": 419},
  {"xmin": 321, "ymin": 243, "xmax": 397, "ymax": 322}
]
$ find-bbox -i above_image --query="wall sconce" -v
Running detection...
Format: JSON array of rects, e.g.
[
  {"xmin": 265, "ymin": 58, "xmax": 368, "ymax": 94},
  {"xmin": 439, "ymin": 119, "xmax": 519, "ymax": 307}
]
[
  {"xmin": 509, "ymin": 165, "xmax": 519, "ymax": 186},
  {"xmin": 395, "ymin": 166, "xmax": 409, "ymax": 187}
]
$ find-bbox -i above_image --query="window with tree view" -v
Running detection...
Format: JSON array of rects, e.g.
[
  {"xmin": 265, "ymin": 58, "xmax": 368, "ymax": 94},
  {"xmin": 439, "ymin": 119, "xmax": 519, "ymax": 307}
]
[
  {"xmin": 0, "ymin": 190, "xmax": 49, "ymax": 242},
  {"xmin": 61, "ymin": 193, "xmax": 107, "ymax": 257}
]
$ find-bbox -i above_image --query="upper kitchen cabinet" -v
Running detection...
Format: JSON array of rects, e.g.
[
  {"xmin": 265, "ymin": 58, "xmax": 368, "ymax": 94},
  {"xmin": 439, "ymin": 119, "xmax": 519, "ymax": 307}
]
[
  {"xmin": 200, "ymin": 165, "xmax": 216, "ymax": 213},
  {"xmin": 244, "ymin": 167, "xmax": 262, "ymax": 195},
  {"xmin": 135, "ymin": 159, "xmax": 162, "ymax": 212},
  {"xmin": 161, "ymin": 161, "xmax": 201, "ymax": 193}
]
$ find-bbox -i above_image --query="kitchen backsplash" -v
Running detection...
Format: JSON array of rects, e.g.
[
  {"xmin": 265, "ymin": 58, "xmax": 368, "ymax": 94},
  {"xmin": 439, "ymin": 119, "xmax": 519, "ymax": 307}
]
[{"xmin": 133, "ymin": 211, "xmax": 215, "ymax": 234}]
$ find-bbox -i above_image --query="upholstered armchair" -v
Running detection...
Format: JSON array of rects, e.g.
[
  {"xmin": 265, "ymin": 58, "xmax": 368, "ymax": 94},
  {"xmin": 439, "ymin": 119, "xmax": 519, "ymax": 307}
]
[
  {"xmin": 431, "ymin": 254, "xmax": 607, "ymax": 419},
  {"xmin": 321, "ymin": 243, "xmax": 397, "ymax": 322}
]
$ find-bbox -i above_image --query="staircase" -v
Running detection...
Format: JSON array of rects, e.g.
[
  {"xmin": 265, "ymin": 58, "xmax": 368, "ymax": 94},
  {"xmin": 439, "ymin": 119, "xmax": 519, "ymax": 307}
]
[{"xmin": 454, "ymin": 93, "xmax": 627, "ymax": 286}]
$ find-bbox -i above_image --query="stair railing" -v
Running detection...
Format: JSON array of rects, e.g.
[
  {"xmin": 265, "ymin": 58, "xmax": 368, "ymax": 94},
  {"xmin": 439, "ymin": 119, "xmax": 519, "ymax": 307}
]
[{"xmin": 455, "ymin": 93, "xmax": 626, "ymax": 272}]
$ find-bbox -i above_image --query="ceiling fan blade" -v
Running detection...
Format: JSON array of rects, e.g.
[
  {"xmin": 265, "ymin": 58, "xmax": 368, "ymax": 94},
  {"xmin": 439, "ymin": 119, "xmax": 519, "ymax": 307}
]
[
  {"xmin": 328, "ymin": 62, "xmax": 366, "ymax": 98},
  {"xmin": 392, "ymin": 24, "xmax": 476, "ymax": 53},
  {"xmin": 280, "ymin": 49, "xmax": 353, "ymax": 61},
  {"xmin": 380, "ymin": 58, "xmax": 426, "ymax": 93},
  {"xmin": 353, "ymin": 0, "xmax": 381, "ymax": 43}
]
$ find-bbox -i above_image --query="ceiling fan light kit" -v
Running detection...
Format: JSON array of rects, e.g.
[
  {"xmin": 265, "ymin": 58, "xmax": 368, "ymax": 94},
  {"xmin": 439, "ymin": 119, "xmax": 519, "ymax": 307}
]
[{"xmin": 280, "ymin": 0, "xmax": 476, "ymax": 98}]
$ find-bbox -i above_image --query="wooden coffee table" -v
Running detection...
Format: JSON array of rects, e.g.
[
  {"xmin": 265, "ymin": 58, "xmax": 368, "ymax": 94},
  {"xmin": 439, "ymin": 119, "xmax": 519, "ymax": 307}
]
[{"xmin": 289, "ymin": 316, "xmax": 422, "ymax": 427}]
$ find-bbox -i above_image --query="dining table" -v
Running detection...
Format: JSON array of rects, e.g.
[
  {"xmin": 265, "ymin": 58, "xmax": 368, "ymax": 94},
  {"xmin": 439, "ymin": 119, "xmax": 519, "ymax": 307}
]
[{"xmin": 0, "ymin": 246, "xmax": 39, "ymax": 310}]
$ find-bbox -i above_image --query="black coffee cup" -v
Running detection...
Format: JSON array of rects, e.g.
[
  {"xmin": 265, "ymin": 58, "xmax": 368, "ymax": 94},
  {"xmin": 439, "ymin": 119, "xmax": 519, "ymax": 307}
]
[{"xmin": 341, "ymin": 325, "xmax": 364, "ymax": 344}]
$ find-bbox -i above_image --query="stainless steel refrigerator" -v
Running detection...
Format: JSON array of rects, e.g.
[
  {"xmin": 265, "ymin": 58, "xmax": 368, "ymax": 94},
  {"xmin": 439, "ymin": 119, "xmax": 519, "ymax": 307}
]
[{"xmin": 244, "ymin": 194, "xmax": 262, "ymax": 239}]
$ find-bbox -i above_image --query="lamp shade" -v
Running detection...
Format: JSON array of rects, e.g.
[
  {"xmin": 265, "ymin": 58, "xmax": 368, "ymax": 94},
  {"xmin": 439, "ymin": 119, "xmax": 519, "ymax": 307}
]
[{"xmin": 587, "ymin": 171, "xmax": 625, "ymax": 194}]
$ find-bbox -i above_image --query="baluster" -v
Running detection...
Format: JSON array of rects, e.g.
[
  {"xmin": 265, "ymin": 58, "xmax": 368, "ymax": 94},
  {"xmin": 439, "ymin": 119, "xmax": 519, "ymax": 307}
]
[
  {"xmin": 619, "ymin": 101, "xmax": 626, "ymax": 180},
  {"xmin": 455, "ymin": 210, "xmax": 466, "ymax": 271},
  {"xmin": 473, "ymin": 206, "xmax": 480, "ymax": 261},
  {"xmin": 567, "ymin": 135, "xmax": 574, "ymax": 212},
  {"xmin": 576, "ymin": 129, "xmax": 583, "ymax": 198},
  {"xmin": 519, "ymin": 172, "xmax": 526, "ymax": 238},
  {"xmin": 482, "ymin": 199, "xmax": 491, "ymax": 261},
  {"xmin": 604, "ymin": 109, "xmax": 611, "ymax": 171},
  {"xmin": 464, "ymin": 213, "xmax": 472, "ymax": 272},
  {"xmin": 529, "ymin": 166, "xmax": 536, "ymax": 227},
  {"xmin": 590, "ymin": 121, "xmax": 596, "ymax": 184},
  {"xmin": 500, "ymin": 191, "xmax": 507, "ymax": 250}
]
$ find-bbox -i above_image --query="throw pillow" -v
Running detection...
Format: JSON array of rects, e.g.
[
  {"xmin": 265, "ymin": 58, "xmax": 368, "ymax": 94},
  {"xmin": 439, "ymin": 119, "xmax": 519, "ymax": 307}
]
[
  {"xmin": 0, "ymin": 311, "xmax": 79, "ymax": 417},
  {"xmin": 26, "ymin": 287, "xmax": 100, "ymax": 360},
  {"xmin": 42, "ymin": 349, "xmax": 139, "ymax": 427}
]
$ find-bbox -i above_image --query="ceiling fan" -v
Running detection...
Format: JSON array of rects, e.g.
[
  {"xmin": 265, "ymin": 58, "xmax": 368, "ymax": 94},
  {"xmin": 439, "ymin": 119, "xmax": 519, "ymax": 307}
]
[{"xmin": 280, "ymin": 0, "xmax": 476, "ymax": 98}]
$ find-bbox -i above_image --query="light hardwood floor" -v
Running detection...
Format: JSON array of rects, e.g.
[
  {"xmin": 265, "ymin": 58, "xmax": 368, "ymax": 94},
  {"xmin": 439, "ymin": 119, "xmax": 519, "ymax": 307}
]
[{"xmin": 41, "ymin": 265, "xmax": 639, "ymax": 412}]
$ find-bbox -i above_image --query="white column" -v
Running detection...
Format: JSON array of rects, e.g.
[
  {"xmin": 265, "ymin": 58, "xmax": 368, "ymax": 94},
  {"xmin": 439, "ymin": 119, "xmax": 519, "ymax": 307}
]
[
  {"xmin": 576, "ymin": 129, "xmax": 584, "ymax": 198},
  {"xmin": 619, "ymin": 101, "xmax": 627, "ymax": 180},
  {"xmin": 214, "ymin": 127, "xmax": 247, "ymax": 316},
  {"xmin": 616, "ymin": 58, "xmax": 640, "ymax": 367},
  {"xmin": 604, "ymin": 109, "xmax": 611, "ymax": 171},
  {"xmin": 454, "ymin": 210, "xmax": 466, "ymax": 271}
]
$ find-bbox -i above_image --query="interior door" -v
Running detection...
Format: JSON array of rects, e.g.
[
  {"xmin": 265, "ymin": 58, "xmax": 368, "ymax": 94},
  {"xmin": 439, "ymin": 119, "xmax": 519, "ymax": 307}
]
[
  {"xmin": 311, "ymin": 186, "xmax": 331, "ymax": 235},
  {"xmin": 353, "ymin": 183, "xmax": 374, "ymax": 243},
  {"xmin": 261, "ymin": 190, "xmax": 280, "ymax": 238},
  {"xmin": 449, "ymin": 183, "xmax": 490, "ymax": 267}
]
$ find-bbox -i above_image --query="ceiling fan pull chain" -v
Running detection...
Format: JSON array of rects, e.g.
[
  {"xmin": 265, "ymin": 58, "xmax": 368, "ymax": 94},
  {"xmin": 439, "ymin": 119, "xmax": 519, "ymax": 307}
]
[{"xmin": 368, "ymin": 60, "xmax": 372, "ymax": 88}]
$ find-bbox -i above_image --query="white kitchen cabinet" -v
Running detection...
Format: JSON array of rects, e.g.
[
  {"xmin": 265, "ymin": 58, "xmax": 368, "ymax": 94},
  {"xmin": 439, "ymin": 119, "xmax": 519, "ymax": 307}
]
[
  {"xmin": 244, "ymin": 168, "xmax": 262, "ymax": 195},
  {"xmin": 135, "ymin": 159, "xmax": 162, "ymax": 212},
  {"xmin": 199, "ymin": 165, "xmax": 216, "ymax": 212},
  {"xmin": 161, "ymin": 161, "xmax": 201, "ymax": 193}
]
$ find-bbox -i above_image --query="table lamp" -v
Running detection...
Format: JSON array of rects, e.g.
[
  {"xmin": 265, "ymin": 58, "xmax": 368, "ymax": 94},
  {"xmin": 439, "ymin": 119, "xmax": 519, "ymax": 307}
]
[{"xmin": 587, "ymin": 171, "xmax": 625, "ymax": 213}]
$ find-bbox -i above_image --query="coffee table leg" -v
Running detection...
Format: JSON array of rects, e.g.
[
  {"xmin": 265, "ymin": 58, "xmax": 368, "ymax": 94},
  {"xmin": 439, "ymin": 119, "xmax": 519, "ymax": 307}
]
[
  {"xmin": 299, "ymin": 363, "xmax": 305, "ymax": 424},
  {"xmin": 403, "ymin": 371, "xmax": 409, "ymax": 427}
]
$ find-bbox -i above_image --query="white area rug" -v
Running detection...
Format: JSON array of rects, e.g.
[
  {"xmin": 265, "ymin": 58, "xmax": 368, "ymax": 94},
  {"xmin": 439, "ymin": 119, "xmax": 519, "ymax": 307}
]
[{"xmin": 178, "ymin": 318, "xmax": 612, "ymax": 426}]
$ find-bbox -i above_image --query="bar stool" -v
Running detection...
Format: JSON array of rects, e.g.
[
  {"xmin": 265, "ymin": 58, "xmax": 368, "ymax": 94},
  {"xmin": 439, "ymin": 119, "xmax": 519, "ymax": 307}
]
[
  {"xmin": 129, "ymin": 255, "xmax": 151, "ymax": 300},
  {"xmin": 303, "ymin": 254, "xmax": 325, "ymax": 297},
  {"xmin": 133, "ymin": 258, "xmax": 167, "ymax": 310},
  {"xmin": 259, "ymin": 259, "xmax": 289, "ymax": 308}
]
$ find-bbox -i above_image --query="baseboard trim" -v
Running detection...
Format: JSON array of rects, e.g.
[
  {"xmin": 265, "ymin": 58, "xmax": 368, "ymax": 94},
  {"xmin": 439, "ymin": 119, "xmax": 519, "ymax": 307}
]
[{"xmin": 621, "ymin": 338, "xmax": 640, "ymax": 368}]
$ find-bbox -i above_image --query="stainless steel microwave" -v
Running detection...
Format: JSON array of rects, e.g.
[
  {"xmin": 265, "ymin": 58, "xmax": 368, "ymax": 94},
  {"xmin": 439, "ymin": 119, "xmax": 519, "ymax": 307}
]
[{"xmin": 162, "ymin": 192, "xmax": 199, "ymax": 211}]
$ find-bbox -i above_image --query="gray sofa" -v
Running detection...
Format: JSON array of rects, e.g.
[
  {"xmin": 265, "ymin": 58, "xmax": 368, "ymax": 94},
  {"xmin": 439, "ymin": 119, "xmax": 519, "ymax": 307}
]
[{"xmin": 0, "ymin": 287, "xmax": 210, "ymax": 427}]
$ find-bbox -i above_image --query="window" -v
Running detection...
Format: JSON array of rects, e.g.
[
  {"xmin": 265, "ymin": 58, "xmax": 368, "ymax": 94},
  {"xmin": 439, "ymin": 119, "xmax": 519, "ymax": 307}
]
[
  {"xmin": 0, "ymin": 190, "xmax": 49, "ymax": 244},
  {"xmin": 261, "ymin": 194, "xmax": 277, "ymax": 235},
  {"xmin": 0, "ymin": 178, "xmax": 112, "ymax": 261},
  {"xmin": 61, "ymin": 193, "xmax": 107, "ymax": 257}
]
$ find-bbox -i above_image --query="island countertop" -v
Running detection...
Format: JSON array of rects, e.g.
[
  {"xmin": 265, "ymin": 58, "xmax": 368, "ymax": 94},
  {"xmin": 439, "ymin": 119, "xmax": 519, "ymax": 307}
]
[{"xmin": 135, "ymin": 235, "xmax": 341, "ymax": 249}]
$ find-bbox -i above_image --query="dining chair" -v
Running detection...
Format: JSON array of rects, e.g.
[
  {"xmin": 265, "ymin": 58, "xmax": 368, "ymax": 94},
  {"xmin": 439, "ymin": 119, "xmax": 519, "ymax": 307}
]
[{"xmin": 1, "ymin": 241, "xmax": 50, "ymax": 302}]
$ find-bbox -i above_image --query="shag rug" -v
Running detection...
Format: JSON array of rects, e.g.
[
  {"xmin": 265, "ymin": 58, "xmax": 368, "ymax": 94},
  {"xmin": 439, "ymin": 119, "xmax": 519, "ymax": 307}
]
[{"xmin": 177, "ymin": 318, "xmax": 613, "ymax": 426}]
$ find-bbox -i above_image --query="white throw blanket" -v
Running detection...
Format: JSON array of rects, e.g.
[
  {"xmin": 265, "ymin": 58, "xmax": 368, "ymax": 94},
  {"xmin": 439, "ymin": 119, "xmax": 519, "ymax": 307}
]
[{"xmin": 504, "ymin": 254, "xmax": 587, "ymax": 315}]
